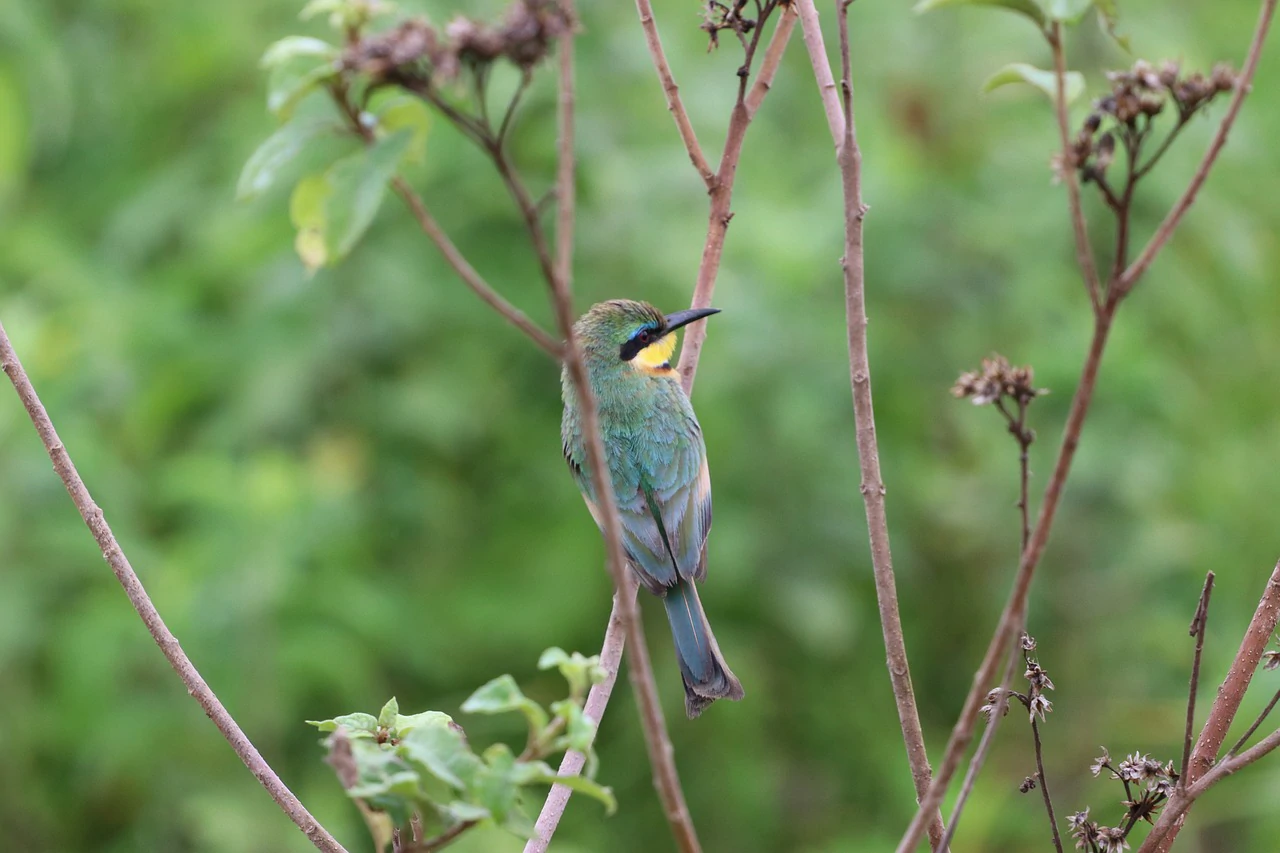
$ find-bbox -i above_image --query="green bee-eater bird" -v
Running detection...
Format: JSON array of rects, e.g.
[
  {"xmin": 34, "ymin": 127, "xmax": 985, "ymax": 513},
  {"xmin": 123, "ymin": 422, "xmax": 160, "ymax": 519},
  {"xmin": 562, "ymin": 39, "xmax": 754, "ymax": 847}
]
[{"xmin": 561, "ymin": 299, "xmax": 744, "ymax": 719}]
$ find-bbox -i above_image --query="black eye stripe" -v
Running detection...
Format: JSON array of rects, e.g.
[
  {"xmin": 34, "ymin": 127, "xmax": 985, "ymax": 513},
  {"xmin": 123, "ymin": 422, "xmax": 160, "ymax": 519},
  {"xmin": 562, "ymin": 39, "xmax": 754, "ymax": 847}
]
[{"xmin": 619, "ymin": 326, "xmax": 661, "ymax": 361}]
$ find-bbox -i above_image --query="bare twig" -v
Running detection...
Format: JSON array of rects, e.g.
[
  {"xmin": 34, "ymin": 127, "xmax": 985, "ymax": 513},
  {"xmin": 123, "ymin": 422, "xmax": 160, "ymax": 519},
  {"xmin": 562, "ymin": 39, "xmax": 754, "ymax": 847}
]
[
  {"xmin": 1030, "ymin": 718, "xmax": 1065, "ymax": 853},
  {"xmin": 1139, "ymin": 560, "xmax": 1280, "ymax": 852},
  {"xmin": 633, "ymin": 0, "xmax": 716, "ymax": 186},
  {"xmin": 1182, "ymin": 572, "xmax": 1216, "ymax": 788},
  {"xmin": 679, "ymin": 3, "xmax": 796, "ymax": 395},
  {"xmin": 1116, "ymin": 0, "xmax": 1278, "ymax": 298},
  {"xmin": 328, "ymin": 82, "xmax": 563, "ymax": 360},
  {"xmin": 1048, "ymin": 23, "xmax": 1103, "ymax": 315},
  {"xmin": 939, "ymin": 645, "xmax": 1019, "ymax": 851},
  {"xmin": 941, "ymin": 392, "xmax": 1038, "ymax": 849},
  {"xmin": 1226, "ymin": 685, "xmax": 1280, "ymax": 758},
  {"xmin": 796, "ymin": 4, "xmax": 945, "ymax": 848},
  {"xmin": 0, "ymin": 321, "xmax": 348, "ymax": 853},
  {"xmin": 390, "ymin": 179, "xmax": 563, "ymax": 359}
]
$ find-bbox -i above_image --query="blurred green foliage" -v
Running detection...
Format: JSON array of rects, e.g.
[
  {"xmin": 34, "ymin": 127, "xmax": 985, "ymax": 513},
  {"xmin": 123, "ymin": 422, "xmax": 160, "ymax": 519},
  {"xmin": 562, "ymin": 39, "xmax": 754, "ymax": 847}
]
[{"xmin": 3, "ymin": 0, "xmax": 1280, "ymax": 851}]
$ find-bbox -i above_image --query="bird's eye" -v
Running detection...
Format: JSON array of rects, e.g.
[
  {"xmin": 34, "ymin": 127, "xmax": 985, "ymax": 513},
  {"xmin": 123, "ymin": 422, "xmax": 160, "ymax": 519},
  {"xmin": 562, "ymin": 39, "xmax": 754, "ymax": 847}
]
[{"xmin": 637, "ymin": 330, "xmax": 651, "ymax": 344}]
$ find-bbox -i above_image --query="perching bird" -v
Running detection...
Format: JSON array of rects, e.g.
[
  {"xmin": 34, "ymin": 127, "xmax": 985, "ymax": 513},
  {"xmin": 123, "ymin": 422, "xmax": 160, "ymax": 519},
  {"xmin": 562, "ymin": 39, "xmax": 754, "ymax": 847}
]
[{"xmin": 561, "ymin": 299, "xmax": 744, "ymax": 718}]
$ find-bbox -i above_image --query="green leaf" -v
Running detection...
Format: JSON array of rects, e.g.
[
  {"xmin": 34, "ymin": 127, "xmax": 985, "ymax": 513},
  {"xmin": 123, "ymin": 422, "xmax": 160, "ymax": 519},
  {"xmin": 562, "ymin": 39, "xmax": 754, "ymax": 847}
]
[
  {"xmin": 346, "ymin": 768, "xmax": 422, "ymax": 800},
  {"xmin": 538, "ymin": 648, "xmax": 607, "ymax": 700},
  {"xmin": 308, "ymin": 711, "xmax": 378, "ymax": 736},
  {"xmin": 441, "ymin": 801, "xmax": 491, "ymax": 822},
  {"xmin": 237, "ymin": 119, "xmax": 331, "ymax": 201},
  {"xmin": 324, "ymin": 129, "xmax": 412, "ymax": 260},
  {"xmin": 913, "ymin": 0, "xmax": 1046, "ymax": 28},
  {"xmin": 267, "ymin": 59, "xmax": 337, "ymax": 119},
  {"xmin": 1044, "ymin": 0, "xmax": 1093, "ymax": 23},
  {"xmin": 394, "ymin": 710, "xmax": 454, "ymax": 737},
  {"xmin": 983, "ymin": 63, "xmax": 1085, "ymax": 103},
  {"xmin": 286, "ymin": 130, "xmax": 411, "ymax": 273},
  {"xmin": 377, "ymin": 697, "xmax": 400, "ymax": 729},
  {"xmin": 1094, "ymin": 0, "xmax": 1130, "ymax": 51},
  {"xmin": 261, "ymin": 36, "xmax": 338, "ymax": 69},
  {"xmin": 300, "ymin": 0, "xmax": 344, "ymax": 19},
  {"xmin": 462, "ymin": 675, "xmax": 550, "ymax": 734},
  {"xmin": 376, "ymin": 98, "xmax": 431, "ymax": 165},
  {"xmin": 302, "ymin": 0, "xmax": 397, "ymax": 31},
  {"xmin": 473, "ymin": 744, "xmax": 521, "ymax": 828},
  {"xmin": 290, "ymin": 173, "xmax": 331, "ymax": 273},
  {"xmin": 511, "ymin": 758, "xmax": 617, "ymax": 815},
  {"xmin": 549, "ymin": 700, "xmax": 599, "ymax": 772},
  {"xmin": 401, "ymin": 723, "xmax": 482, "ymax": 791}
]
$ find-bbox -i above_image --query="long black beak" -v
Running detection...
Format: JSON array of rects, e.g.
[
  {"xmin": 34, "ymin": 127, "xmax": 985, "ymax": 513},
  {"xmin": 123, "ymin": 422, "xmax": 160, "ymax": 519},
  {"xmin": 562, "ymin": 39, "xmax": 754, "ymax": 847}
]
[{"xmin": 663, "ymin": 307, "xmax": 720, "ymax": 333}]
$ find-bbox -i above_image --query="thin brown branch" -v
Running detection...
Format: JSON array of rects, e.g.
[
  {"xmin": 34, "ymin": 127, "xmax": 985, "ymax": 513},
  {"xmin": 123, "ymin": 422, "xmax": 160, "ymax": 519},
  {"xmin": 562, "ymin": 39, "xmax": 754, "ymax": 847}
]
[
  {"xmin": 1182, "ymin": 572, "xmax": 1216, "ymax": 788},
  {"xmin": 796, "ymin": 0, "xmax": 842, "ymax": 142},
  {"xmin": 1030, "ymin": 718, "xmax": 1065, "ymax": 853},
  {"xmin": 1048, "ymin": 23, "xmax": 1103, "ymax": 315},
  {"xmin": 1139, "ymin": 560, "xmax": 1280, "ymax": 852},
  {"xmin": 524, "ymin": 586, "xmax": 632, "ymax": 853},
  {"xmin": 390, "ymin": 179, "xmax": 563, "ymax": 359},
  {"xmin": 941, "ymin": 396, "xmax": 1037, "ymax": 848},
  {"xmin": 744, "ymin": 3, "xmax": 797, "ymax": 118},
  {"xmin": 0, "ymin": 321, "xmax": 348, "ymax": 853},
  {"xmin": 679, "ymin": 5, "xmax": 796, "ymax": 395},
  {"xmin": 1116, "ymin": 0, "xmax": 1278, "ymax": 298},
  {"xmin": 329, "ymin": 82, "xmax": 563, "ymax": 360},
  {"xmin": 414, "ymin": 819, "xmax": 478, "ymax": 852},
  {"xmin": 939, "ymin": 644, "xmax": 1019, "ymax": 851},
  {"xmin": 897, "ymin": 311, "xmax": 1114, "ymax": 853},
  {"xmin": 633, "ymin": 0, "xmax": 716, "ymax": 187},
  {"xmin": 796, "ymin": 3, "xmax": 945, "ymax": 848},
  {"xmin": 556, "ymin": 5, "xmax": 576, "ymax": 300}
]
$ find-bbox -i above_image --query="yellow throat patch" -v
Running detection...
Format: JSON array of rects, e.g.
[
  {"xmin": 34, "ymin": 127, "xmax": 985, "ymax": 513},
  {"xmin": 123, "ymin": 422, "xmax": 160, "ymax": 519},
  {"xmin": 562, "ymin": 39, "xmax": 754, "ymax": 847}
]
[{"xmin": 632, "ymin": 332, "xmax": 678, "ymax": 372}]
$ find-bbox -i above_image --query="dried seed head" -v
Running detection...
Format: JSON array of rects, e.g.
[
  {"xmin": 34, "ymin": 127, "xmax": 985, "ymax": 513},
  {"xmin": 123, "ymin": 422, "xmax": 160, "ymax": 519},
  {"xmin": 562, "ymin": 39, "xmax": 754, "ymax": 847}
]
[
  {"xmin": 1069, "ymin": 809, "xmax": 1101, "ymax": 848},
  {"xmin": 1091, "ymin": 747, "xmax": 1112, "ymax": 777},
  {"xmin": 951, "ymin": 355, "xmax": 1046, "ymax": 406}
]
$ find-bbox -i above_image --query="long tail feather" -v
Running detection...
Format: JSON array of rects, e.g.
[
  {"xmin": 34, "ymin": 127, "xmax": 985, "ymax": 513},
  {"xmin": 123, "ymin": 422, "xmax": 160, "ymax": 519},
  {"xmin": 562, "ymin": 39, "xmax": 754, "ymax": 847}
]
[{"xmin": 662, "ymin": 579, "xmax": 744, "ymax": 718}]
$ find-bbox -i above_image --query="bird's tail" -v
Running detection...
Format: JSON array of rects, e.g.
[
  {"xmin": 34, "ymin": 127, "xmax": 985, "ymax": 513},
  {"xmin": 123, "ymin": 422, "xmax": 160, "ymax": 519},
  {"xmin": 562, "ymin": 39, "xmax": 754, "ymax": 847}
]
[{"xmin": 662, "ymin": 579, "xmax": 745, "ymax": 719}]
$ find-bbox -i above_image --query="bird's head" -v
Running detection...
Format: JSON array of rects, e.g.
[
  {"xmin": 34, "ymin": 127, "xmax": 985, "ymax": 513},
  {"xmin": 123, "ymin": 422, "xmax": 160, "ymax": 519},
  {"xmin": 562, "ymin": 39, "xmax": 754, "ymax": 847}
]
[{"xmin": 574, "ymin": 299, "xmax": 720, "ymax": 373}]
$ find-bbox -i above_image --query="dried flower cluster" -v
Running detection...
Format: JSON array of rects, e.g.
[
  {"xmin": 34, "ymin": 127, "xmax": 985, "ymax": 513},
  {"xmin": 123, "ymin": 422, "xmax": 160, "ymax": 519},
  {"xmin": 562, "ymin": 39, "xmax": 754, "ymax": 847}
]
[
  {"xmin": 1068, "ymin": 808, "xmax": 1131, "ymax": 853},
  {"xmin": 701, "ymin": 0, "xmax": 758, "ymax": 50},
  {"xmin": 979, "ymin": 634, "xmax": 1055, "ymax": 723},
  {"xmin": 1022, "ymin": 636, "xmax": 1055, "ymax": 723},
  {"xmin": 1067, "ymin": 59, "xmax": 1238, "ymax": 183},
  {"xmin": 344, "ymin": 0, "xmax": 572, "ymax": 82},
  {"xmin": 1069, "ymin": 747, "xmax": 1180, "ymax": 851},
  {"xmin": 952, "ymin": 355, "xmax": 1044, "ymax": 408}
]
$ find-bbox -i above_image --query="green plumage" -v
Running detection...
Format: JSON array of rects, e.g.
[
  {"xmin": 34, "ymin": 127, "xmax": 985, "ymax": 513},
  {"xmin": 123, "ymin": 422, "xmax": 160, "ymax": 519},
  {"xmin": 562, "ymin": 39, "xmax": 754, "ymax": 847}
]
[{"xmin": 561, "ymin": 300, "xmax": 743, "ymax": 719}]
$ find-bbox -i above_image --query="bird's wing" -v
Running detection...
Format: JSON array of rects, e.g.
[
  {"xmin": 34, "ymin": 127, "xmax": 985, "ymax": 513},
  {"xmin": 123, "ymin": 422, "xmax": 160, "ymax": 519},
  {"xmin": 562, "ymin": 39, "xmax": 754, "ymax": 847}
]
[
  {"xmin": 626, "ymin": 404, "xmax": 712, "ymax": 588},
  {"xmin": 563, "ymin": 391, "xmax": 712, "ymax": 592}
]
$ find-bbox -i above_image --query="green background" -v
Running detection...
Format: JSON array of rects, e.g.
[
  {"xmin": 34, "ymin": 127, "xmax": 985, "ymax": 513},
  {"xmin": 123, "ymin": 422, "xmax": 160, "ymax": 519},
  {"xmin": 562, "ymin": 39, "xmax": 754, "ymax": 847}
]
[{"xmin": 3, "ymin": 0, "xmax": 1279, "ymax": 850}]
